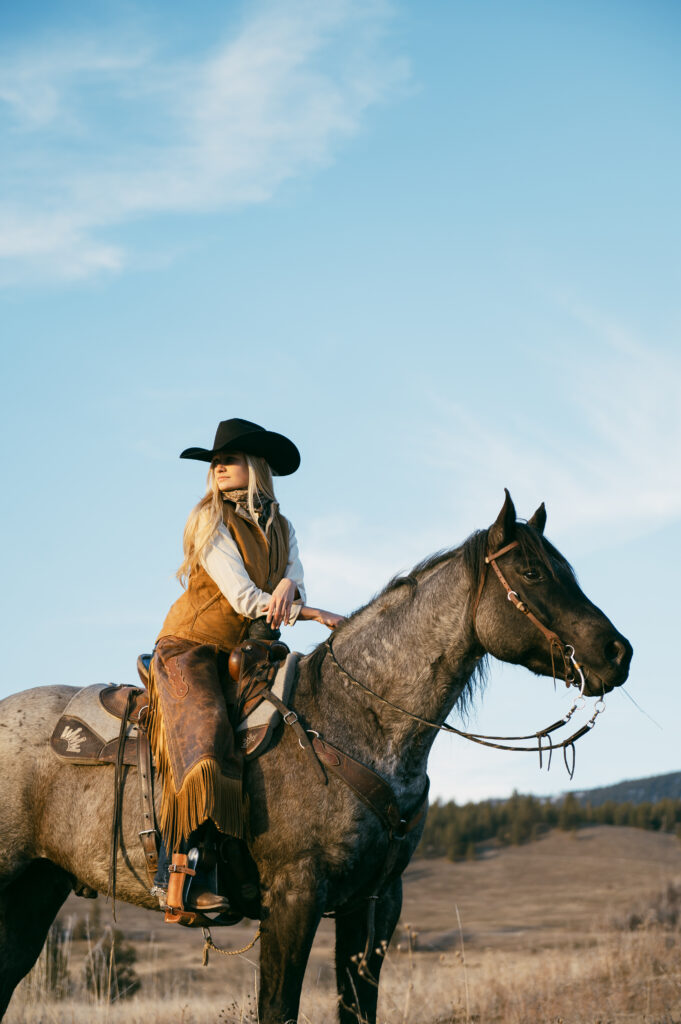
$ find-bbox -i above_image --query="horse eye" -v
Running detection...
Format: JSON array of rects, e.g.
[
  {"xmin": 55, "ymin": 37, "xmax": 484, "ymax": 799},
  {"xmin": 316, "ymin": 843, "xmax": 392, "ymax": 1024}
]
[{"xmin": 523, "ymin": 568, "xmax": 542, "ymax": 582}]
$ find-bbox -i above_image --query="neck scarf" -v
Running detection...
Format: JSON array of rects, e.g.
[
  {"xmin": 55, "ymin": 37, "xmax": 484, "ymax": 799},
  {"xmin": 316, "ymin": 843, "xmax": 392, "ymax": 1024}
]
[{"xmin": 222, "ymin": 488, "xmax": 274, "ymax": 533}]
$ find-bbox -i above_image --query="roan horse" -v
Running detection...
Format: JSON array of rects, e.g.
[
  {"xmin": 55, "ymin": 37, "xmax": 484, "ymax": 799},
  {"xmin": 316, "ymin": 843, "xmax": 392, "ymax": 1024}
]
[{"xmin": 0, "ymin": 493, "xmax": 632, "ymax": 1023}]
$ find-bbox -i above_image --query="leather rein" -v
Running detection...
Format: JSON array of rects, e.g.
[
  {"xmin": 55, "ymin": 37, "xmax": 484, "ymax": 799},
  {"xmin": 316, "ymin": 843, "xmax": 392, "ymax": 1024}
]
[{"xmin": 326, "ymin": 540, "xmax": 606, "ymax": 778}]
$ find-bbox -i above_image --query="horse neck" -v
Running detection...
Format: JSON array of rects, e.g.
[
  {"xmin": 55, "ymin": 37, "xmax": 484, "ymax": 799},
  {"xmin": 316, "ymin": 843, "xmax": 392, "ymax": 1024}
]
[{"xmin": 297, "ymin": 552, "xmax": 482, "ymax": 785}]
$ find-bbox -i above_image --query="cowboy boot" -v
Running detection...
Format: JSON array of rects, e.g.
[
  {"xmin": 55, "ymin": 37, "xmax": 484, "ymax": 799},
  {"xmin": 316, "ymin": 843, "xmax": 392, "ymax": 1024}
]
[{"xmin": 156, "ymin": 849, "xmax": 232, "ymax": 916}]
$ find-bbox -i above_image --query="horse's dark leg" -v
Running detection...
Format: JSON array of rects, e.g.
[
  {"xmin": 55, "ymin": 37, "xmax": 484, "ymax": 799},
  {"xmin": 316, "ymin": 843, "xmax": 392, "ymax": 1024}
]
[
  {"xmin": 258, "ymin": 879, "xmax": 324, "ymax": 1024},
  {"xmin": 0, "ymin": 859, "xmax": 73, "ymax": 1018},
  {"xmin": 335, "ymin": 879, "xmax": 403, "ymax": 1024}
]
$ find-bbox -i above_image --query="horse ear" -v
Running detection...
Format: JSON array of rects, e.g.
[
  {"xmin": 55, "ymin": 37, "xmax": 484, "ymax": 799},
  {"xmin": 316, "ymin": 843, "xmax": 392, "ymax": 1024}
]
[
  {"xmin": 488, "ymin": 489, "xmax": 516, "ymax": 551},
  {"xmin": 527, "ymin": 502, "xmax": 547, "ymax": 534}
]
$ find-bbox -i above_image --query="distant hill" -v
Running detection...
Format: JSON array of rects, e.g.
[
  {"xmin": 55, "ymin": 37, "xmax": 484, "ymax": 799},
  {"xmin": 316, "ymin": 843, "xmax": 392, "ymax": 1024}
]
[
  {"xmin": 571, "ymin": 771, "xmax": 681, "ymax": 807},
  {"xmin": 421, "ymin": 772, "xmax": 681, "ymax": 861}
]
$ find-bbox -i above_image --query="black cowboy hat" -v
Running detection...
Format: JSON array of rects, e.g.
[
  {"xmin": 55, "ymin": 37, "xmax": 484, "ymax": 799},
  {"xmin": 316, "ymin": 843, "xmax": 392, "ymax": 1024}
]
[{"xmin": 180, "ymin": 418, "xmax": 300, "ymax": 476}]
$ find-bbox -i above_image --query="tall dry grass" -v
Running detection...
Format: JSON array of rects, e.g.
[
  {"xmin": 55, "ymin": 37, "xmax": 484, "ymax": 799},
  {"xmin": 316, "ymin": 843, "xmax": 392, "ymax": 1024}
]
[
  {"xmin": 6, "ymin": 929, "xmax": 681, "ymax": 1023},
  {"xmin": 6, "ymin": 887, "xmax": 681, "ymax": 1023}
]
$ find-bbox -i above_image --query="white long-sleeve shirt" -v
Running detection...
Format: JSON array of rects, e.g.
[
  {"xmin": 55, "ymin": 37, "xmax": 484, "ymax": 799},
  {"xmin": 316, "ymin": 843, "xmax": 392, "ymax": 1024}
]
[{"xmin": 201, "ymin": 517, "xmax": 306, "ymax": 622}]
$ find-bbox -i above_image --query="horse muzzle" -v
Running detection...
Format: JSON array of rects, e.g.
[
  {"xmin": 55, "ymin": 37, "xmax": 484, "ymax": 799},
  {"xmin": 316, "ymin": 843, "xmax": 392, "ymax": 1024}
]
[{"xmin": 582, "ymin": 634, "xmax": 633, "ymax": 695}]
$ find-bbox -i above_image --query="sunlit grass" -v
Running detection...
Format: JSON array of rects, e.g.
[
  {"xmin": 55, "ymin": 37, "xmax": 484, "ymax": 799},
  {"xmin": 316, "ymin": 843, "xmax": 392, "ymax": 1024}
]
[{"xmin": 7, "ymin": 913, "xmax": 681, "ymax": 1023}]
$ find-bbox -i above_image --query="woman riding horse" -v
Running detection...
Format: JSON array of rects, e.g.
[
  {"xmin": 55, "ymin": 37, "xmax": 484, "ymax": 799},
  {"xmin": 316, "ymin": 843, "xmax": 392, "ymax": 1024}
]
[{"xmin": 147, "ymin": 418, "xmax": 343, "ymax": 915}]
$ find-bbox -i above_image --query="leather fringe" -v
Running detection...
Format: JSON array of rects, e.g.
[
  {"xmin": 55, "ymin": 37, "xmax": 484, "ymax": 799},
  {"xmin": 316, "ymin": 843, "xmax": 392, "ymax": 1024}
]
[{"xmin": 147, "ymin": 656, "xmax": 243, "ymax": 850}]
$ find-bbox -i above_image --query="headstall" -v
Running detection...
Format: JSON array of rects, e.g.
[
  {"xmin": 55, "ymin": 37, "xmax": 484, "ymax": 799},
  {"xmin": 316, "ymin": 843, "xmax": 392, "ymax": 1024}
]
[
  {"xmin": 473, "ymin": 540, "xmax": 585, "ymax": 689},
  {"xmin": 326, "ymin": 539, "xmax": 606, "ymax": 779}
]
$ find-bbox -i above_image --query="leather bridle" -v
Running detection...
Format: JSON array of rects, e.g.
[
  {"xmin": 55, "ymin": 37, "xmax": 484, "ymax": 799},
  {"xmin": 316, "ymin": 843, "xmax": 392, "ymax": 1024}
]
[
  {"xmin": 472, "ymin": 539, "xmax": 586, "ymax": 690},
  {"xmin": 326, "ymin": 539, "xmax": 606, "ymax": 778}
]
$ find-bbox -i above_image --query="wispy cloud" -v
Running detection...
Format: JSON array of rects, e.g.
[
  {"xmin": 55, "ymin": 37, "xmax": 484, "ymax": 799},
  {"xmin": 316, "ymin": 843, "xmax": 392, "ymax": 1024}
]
[
  {"xmin": 0, "ymin": 44, "xmax": 147, "ymax": 128},
  {"xmin": 423, "ymin": 307, "xmax": 681, "ymax": 550},
  {"xmin": 0, "ymin": 0, "xmax": 407, "ymax": 284}
]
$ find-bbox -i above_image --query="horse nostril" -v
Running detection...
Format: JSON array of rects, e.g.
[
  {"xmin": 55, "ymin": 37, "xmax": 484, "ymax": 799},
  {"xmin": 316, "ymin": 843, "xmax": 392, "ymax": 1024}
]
[{"xmin": 605, "ymin": 638, "xmax": 632, "ymax": 668}]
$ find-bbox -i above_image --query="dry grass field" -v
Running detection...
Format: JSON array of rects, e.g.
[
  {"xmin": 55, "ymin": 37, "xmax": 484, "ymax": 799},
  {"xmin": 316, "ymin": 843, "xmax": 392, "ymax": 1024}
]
[{"xmin": 7, "ymin": 825, "xmax": 681, "ymax": 1023}]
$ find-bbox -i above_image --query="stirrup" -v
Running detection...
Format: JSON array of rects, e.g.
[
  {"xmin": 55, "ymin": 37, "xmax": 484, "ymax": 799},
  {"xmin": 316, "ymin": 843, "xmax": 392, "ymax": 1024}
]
[{"xmin": 165, "ymin": 851, "xmax": 197, "ymax": 919}]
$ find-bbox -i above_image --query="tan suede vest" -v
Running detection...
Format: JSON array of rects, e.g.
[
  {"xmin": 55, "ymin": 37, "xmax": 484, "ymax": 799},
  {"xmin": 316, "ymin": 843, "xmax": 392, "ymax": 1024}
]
[{"xmin": 157, "ymin": 502, "xmax": 290, "ymax": 652}]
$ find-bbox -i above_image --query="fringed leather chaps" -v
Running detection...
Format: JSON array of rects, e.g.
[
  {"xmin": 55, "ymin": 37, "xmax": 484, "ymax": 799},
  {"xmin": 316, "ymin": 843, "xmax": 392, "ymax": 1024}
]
[{"xmin": 148, "ymin": 637, "xmax": 243, "ymax": 850}]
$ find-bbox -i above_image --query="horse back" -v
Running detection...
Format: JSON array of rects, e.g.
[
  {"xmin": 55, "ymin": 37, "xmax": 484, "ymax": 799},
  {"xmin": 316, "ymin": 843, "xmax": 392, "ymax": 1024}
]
[
  {"xmin": 0, "ymin": 687, "xmax": 78, "ymax": 868},
  {"xmin": 0, "ymin": 685, "xmax": 77, "ymax": 751}
]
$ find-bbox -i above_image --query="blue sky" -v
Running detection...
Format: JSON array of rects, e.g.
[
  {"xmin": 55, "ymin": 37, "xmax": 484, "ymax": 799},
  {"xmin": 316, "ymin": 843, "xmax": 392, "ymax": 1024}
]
[{"xmin": 2, "ymin": 0, "xmax": 680, "ymax": 802}]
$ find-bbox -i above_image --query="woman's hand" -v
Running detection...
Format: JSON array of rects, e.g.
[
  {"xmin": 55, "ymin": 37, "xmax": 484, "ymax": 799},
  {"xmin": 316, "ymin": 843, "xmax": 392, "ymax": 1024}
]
[
  {"xmin": 298, "ymin": 606, "xmax": 346, "ymax": 629},
  {"xmin": 264, "ymin": 578, "xmax": 298, "ymax": 628},
  {"xmin": 316, "ymin": 610, "xmax": 345, "ymax": 629}
]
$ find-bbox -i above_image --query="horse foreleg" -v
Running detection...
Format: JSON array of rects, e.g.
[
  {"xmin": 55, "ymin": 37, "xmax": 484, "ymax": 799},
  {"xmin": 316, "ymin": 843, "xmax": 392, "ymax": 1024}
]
[
  {"xmin": 0, "ymin": 859, "xmax": 73, "ymax": 1019},
  {"xmin": 257, "ymin": 876, "xmax": 324, "ymax": 1024},
  {"xmin": 335, "ymin": 878, "xmax": 403, "ymax": 1024}
]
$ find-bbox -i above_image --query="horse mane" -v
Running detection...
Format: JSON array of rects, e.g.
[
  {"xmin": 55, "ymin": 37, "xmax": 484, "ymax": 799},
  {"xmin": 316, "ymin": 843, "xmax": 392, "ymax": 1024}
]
[
  {"xmin": 358, "ymin": 519, "xmax": 578, "ymax": 612},
  {"xmin": 302, "ymin": 521, "xmax": 577, "ymax": 710}
]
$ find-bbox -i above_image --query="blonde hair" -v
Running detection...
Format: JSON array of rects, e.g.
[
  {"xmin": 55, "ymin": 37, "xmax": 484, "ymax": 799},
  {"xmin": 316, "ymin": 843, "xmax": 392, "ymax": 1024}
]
[{"xmin": 176, "ymin": 453, "xmax": 276, "ymax": 586}]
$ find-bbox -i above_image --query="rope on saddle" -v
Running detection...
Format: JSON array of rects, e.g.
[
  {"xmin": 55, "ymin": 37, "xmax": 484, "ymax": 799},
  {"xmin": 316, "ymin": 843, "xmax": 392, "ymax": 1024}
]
[
  {"xmin": 201, "ymin": 925, "xmax": 261, "ymax": 966},
  {"xmin": 108, "ymin": 688, "xmax": 135, "ymax": 920}
]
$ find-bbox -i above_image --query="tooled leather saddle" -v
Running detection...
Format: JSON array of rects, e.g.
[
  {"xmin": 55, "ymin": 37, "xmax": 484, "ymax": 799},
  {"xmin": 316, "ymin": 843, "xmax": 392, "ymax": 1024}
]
[
  {"xmin": 50, "ymin": 640, "xmax": 298, "ymax": 769},
  {"xmin": 48, "ymin": 640, "xmax": 300, "ymax": 925},
  {"xmin": 49, "ymin": 640, "xmax": 429, "ymax": 931}
]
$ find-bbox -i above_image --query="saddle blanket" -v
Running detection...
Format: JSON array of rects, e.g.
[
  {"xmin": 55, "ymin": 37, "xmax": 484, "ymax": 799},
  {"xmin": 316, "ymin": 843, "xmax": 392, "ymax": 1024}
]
[{"xmin": 50, "ymin": 651, "xmax": 301, "ymax": 766}]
